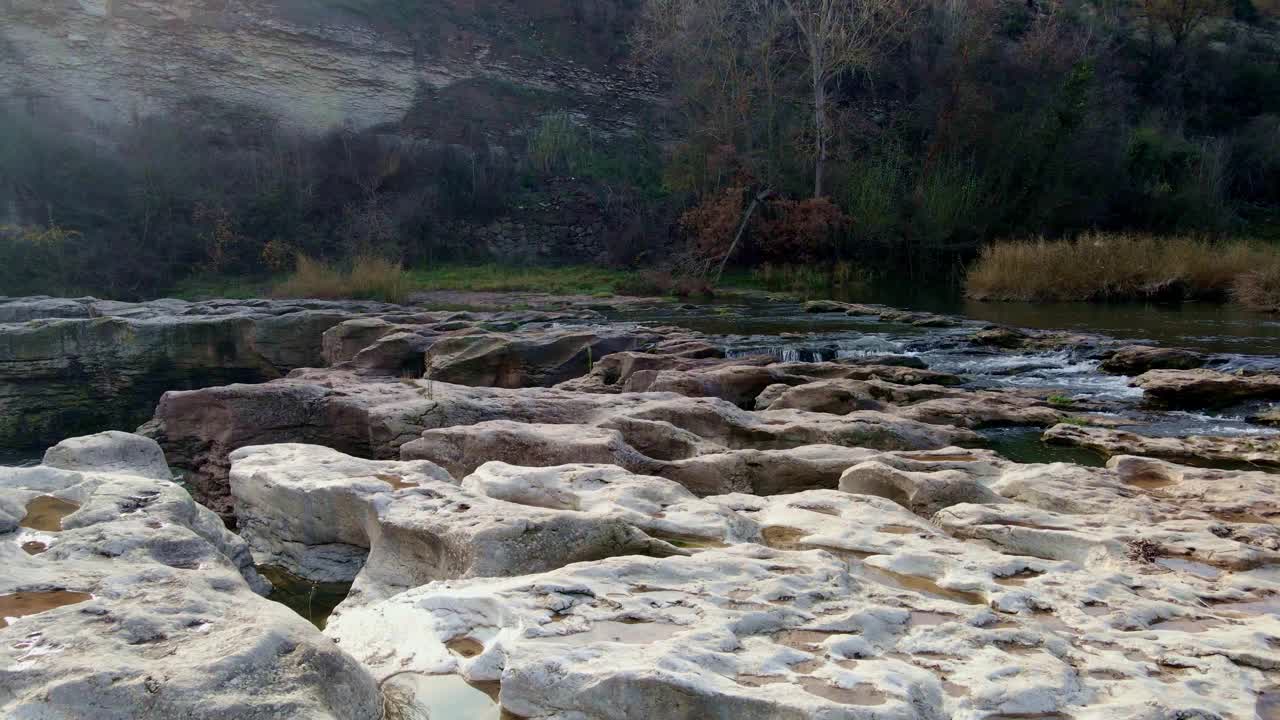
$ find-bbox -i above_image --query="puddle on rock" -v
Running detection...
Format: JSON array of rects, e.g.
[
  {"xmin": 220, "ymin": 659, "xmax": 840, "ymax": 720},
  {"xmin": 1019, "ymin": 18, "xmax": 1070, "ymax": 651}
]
[
  {"xmin": 376, "ymin": 473, "xmax": 419, "ymax": 491},
  {"xmin": 1150, "ymin": 616, "xmax": 1223, "ymax": 633},
  {"xmin": 737, "ymin": 673, "xmax": 787, "ymax": 687},
  {"xmin": 797, "ymin": 677, "xmax": 887, "ymax": 706},
  {"xmin": 0, "ymin": 590, "xmax": 93, "ymax": 628},
  {"xmin": 1155, "ymin": 557, "xmax": 1223, "ymax": 580},
  {"xmin": 539, "ymin": 619, "xmax": 682, "ymax": 645},
  {"xmin": 21, "ymin": 541, "xmax": 48, "ymax": 555},
  {"xmin": 20, "ymin": 496, "xmax": 80, "ymax": 532},
  {"xmin": 382, "ymin": 672, "xmax": 519, "ymax": 720},
  {"xmin": 257, "ymin": 565, "xmax": 352, "ymax": 630},
  {"xmin": 761, "ymin": 526, "xmax": 809, "ymax": 550},
  {"xmin": 854, "ymin": 564, "xmax": 986, "ymax": 605},
  {"xmin": 446, "ymin": 637, "xmax": 485, "ymax": 658},
  {"xmin": 773, "ymin": 629, "xmax": 839, "ymax": 652}
]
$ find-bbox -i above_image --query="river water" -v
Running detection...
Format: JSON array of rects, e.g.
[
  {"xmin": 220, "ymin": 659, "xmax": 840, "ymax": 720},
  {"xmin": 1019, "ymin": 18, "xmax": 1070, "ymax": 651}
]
[{"xmin": 610, "ymin": 294, "xmax": 1279, "ymax": 465}]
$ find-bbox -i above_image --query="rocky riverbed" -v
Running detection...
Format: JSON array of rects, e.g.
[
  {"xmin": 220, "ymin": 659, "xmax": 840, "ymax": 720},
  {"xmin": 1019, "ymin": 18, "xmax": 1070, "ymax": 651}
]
[{"xmin": 1, "ymin": 293, "xmax": 1278, "ymax": 719}]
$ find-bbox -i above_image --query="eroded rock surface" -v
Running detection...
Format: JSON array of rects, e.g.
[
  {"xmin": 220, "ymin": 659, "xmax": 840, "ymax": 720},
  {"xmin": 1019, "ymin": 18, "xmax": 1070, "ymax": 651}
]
[
  {"xmin": 0, "ymin": 433, "xmax": 381, "ymax": 719},
  {"xmin": 326, "ymin": 457, "xmax": 1280, "ymax": 720},
  {"xmin": 231, "ymin": 445, "xmax": 704, "ymax": 607},
  {"xmin": 147, "ymin": 368, "xmax": 980, "ymax": 515},
  {"xmin": 1044, "ymin": 422, "xmax": 1280, "ymax": 467}
]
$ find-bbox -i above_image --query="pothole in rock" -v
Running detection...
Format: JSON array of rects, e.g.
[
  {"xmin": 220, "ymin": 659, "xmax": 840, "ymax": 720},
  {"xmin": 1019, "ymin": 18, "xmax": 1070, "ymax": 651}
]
[
  {"xmin": 535, "ymin": 619, "xmax": 683, "ymax": 645},
  {"xmin": 21, "ymin": 541, "xmax": 47, "ymax": 555},
  {"xmin": 0, "ymin": 590, "xmax": 93, "ymax": 628},
  {"xmin": 736, "ymin": 673, "xmax": 787, "ymax": 687},
  {"xmin": 446, "ymin": 637, "xmax": 485, "ymax": 658},
  {"xmin": 797, "ymin": 677, "xmax": 887, "ymax": 706},
  {"xmin": 1155, "ymin": 557, "xmax": 1223, "ymax": 580},
  {"xmin": 19, "ymin": 496, "xmax": 80, "ymax": 532},
  {"xmin": 761, "ymin": 526, "xmax": 808, "ymax": 550},
  {"xmin": 772, "ymin": 629, "xmax": 840, "ymax": 652},
  {"xmin": 852, "ymin": 564, "xmax": 986, "ymax": 605},
  {"xmin": 647, "ymin": 532, "xmax": 727, "ymax": 550},
  {"xmin": 760, "ymin": 527, "xmax": 875, "ymax": 562},
  {"xmin": 382, "ymin": 672, "xmax": 521, "ymax": 720},
  {"xmin": 909, "ymin": 611, "xmax": 960, "ymax": 627},
  {"xmin": 256, "ymin": 565, "xmax": 352, "ymax": 630},
  {"xmin": 1122, "ymin": 470, "xmax": 1177, "ymax": 490}
]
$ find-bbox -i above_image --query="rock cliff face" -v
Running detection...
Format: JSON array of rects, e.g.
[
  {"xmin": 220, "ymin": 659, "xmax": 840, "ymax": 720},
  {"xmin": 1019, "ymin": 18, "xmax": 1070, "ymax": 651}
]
[{"xmin": 0, "ymin": 0, "xmax": 656, "ymax": 138}]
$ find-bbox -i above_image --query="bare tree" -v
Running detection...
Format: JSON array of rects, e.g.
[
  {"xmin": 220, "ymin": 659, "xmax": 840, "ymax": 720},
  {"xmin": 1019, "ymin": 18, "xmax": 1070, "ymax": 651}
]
[
  {"xmin": 781, "ymin": 0, "xmax": 918, "ymax": 198},
  {"xmin": 1139, "ymin": 0, "xmax": 1225, "ymax": 50}
]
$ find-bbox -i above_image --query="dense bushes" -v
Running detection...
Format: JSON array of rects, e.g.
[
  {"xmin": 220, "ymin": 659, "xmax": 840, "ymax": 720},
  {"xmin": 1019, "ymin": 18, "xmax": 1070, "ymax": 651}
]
[
  {"xmin": 636, "ymin": 0, "xmax": 1280, "ymax": 272},
  {"xmin": 0, "ymin": 107, "xmax": 667, "ymax": 299}
]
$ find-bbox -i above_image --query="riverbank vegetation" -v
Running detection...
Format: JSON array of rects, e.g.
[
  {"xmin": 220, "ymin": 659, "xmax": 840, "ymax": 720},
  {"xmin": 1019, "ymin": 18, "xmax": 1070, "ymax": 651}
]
[
  {"xmin": 966, "ymin": 234, "xmax": 1280, "ymax": 305},
  {"xmin": 1, "ymin": 0, "xmax": 1278, "ymax": 305}
]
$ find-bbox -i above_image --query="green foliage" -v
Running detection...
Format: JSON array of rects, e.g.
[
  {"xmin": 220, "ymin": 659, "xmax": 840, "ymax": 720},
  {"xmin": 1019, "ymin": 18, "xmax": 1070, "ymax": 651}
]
[{"xmin": 525, "ymin": 113, "xmax": 666, "ymax": 198}]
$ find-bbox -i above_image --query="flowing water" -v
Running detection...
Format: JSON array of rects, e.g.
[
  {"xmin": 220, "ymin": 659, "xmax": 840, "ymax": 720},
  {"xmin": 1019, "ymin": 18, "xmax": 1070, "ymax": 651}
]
[{"xmin": 610, "ymin": 293, "xmax": 1279, "ymax": 464}]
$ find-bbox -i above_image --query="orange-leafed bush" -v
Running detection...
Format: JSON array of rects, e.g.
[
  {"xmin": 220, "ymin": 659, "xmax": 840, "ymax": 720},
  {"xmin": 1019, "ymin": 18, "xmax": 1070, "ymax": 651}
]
[
  {"xmin": 753, "ymin": 197, "xmax": 849, "ymax": 264},
  {"xmin": 679, "ymin": 185, "xmax": 748, "ymax": 262}
]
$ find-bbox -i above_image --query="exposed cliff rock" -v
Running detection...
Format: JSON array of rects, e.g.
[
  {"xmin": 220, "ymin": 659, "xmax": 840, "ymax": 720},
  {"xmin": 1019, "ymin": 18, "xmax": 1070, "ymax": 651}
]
[{"xmin": 1, "ymin": 0, "xmax": 657, "ymax": 139}]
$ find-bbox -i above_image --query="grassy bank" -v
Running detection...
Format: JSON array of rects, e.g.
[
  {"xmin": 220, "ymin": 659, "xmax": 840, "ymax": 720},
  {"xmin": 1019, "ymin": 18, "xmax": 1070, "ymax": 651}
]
[
  {"xmin": 966, "ymin": 234, "xmax": 1280, "ymax": 310},
  {"xmin": 174, "ymin": 261, "xmax": 661, "ymax": 303},
  {"xmin": 170, "ymin": 259, "xmax": 871, "ymax": 304}
]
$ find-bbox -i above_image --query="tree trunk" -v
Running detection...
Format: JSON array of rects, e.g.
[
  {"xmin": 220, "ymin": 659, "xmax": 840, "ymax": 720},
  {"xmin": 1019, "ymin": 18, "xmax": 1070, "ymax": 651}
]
[
  {"xmin": 813, "ymin": 69, "xmax": 827, "ymax": 198},
  {"xmin": 714, "ymin": 187, "xmax": 773, "ymax": 286}
]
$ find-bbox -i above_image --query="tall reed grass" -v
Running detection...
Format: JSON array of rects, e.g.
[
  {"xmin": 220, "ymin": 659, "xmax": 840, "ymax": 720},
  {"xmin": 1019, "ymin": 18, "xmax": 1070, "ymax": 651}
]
[
  {"xmin": 273, "ymin": 254, "xmax": 410, "ymax": 303},
  {"xmin": 966, "ymin": 233, "xmax": 1280, "ymax": 306},
  {"xmin": 1233, "ymin": 257, "xmax": 1280, "ymax": 312}
]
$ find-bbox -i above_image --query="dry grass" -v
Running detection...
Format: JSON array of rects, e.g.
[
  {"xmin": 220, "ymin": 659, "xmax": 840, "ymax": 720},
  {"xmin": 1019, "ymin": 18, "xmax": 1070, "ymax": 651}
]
[
  {"xmin": 966, "ymin": 233, "xmax": 1279, "ymax": 303},
  {"xmin": 1233, "ymin": 256, "xmax": 1280, "ymax": 312},
  {"xmin": 274, "ymin": 254, "xmax": 410, "ymax": 303}
]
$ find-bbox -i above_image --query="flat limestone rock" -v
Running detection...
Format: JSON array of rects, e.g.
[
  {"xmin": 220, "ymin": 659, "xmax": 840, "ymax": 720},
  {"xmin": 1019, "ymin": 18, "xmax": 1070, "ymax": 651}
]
[
  {"xmin": 762, "ymin": 380, "xmax": 1062, "ymax": 428},
  {"xmin": 0, "ymin": 433, "xmax": 381, "ymax": 720},
  {"xmin": 1133, "ymin": 368, "xmax": 1280, "ymax": 408},
  {"xmin": 1044, "ymin": 422, "xmax": 1280, "ymax": 467},
  {"xmin": 1098, "ymin": 345, "xmax": 1206, "ymax": 375}
]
